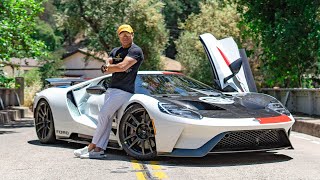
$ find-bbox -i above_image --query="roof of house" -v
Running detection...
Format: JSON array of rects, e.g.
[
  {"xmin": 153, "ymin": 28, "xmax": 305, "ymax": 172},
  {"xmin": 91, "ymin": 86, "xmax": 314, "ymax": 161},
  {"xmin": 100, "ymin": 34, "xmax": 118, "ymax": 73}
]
[
  {"xmin": 62, "ymin": 48, "xmax": 182, "ymax": 72},
  {"xmin": 3, "ymin": 54, "xmax": 183, "ymax": 72},
  {"xmin": 3, "ymin": 58, "xmax": 42, "ymax": 67},
  {"xmin": 160, "ymin": 56, "xmax": 183, "ymax": 72},
  {"xmin": 63, "ymin": 48, "xmax": 109, "ymax": 62}
]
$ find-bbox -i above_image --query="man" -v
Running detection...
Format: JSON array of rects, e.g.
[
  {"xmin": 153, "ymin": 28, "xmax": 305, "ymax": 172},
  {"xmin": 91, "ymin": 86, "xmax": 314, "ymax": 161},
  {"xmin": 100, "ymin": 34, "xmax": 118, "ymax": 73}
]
[{"xmin": 74, "ymin": 24, "xmax": 144, "ymax": 159}]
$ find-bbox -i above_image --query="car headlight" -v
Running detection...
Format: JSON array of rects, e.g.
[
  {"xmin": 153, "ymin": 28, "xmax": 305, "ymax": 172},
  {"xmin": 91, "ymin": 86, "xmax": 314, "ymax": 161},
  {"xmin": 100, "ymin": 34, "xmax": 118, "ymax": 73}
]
[
  {"xmin": 266, "ymin": 100, "xmax": 290, "ymax": 115},
  {"xmin": 158, "ymin": 102, "xmax": 202, "ymax": 119}
]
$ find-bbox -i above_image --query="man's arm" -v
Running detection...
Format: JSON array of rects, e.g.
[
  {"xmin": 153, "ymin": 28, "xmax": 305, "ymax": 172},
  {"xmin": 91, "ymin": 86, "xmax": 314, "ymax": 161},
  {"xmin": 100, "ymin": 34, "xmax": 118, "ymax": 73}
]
[{"xmin": 104, "ymin": 56, "xmax": 137, "ymax": 73}]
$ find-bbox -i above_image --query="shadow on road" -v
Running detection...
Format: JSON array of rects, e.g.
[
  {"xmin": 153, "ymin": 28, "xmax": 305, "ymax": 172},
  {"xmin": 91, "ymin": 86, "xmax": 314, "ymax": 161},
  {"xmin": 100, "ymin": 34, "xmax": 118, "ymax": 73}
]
[
  {"xmin": 0, "ymin": 120, "xmax": 34, "ymax": 129},
  {"xmin": 0, "ymin": 130, "xmax": 16, "ymax": 135},
  {"xmin": 27, "ymin": 139, "xmax": 293, "ymax": 167},
  {"xmin": 27, "ymin": 139, "xmax": 129, "ymax": 161},
  {"xmin": 154, "ymin": 151, "xmax": 293, "ymax": 167},
  {"xmin": 28, "ymin": 139, "xmax": 85, "ymax": 149}
]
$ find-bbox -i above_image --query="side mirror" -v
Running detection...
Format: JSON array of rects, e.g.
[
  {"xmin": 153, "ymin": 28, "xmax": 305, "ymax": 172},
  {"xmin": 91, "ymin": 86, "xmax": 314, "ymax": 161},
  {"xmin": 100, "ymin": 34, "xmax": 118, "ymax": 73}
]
[{"xmin": 86, "ymin": 85, "xmax": 106, "ymax": 95}]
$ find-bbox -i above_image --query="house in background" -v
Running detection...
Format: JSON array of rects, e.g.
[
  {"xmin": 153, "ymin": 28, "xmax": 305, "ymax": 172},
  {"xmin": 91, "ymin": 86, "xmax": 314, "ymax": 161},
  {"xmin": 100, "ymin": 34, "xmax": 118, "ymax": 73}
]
[
  {"xmin": 1, "ymin": 58, "xmax": 42, "ymax": 76},
  {"xmin": 1, "ymin": 49, "xmax": 107, "ymax": 79},
  {"xmin": 160, "ymin": 56, "xmax": 182, "ymax": 72},
  {"xmin": 62, "ymin": 49, "xmax": 182, "ymax": 79},
  {"xmin": 2, "ymin": 48, "xmax": 182, "ymax": 79},
  {"xmin": 61, "ymin": 48, "xmax": 107, "ymax": 79}
]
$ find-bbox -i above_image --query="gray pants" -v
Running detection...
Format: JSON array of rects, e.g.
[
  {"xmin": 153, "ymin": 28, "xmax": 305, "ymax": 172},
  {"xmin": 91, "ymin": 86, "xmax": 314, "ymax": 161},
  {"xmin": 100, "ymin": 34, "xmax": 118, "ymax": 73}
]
[{"xmin": 92, "ymin": 88, "xmax": 132, "ymax": 150}]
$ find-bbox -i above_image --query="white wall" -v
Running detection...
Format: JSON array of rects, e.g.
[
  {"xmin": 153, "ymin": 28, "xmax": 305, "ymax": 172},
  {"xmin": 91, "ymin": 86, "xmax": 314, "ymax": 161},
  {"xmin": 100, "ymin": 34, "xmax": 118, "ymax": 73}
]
[{"xmin": 63, "ymin": 52, "xmax": 105, "ymax": 79}]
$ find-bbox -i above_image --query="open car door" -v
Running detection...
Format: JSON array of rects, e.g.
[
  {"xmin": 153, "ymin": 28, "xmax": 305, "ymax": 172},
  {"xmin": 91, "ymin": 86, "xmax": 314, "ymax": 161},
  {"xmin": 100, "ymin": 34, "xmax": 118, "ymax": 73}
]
[{"xmin": 199, "ymin": 33, "xmax": 257, "ymax": 93}]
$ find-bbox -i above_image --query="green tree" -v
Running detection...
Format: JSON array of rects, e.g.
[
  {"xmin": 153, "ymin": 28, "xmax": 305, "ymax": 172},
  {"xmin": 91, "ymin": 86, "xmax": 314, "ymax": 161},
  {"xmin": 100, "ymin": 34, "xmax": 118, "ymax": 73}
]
[
  {"xmin": 30, "ymin": 0, "xmax": 75, "ymax": 81},
  {"xmin": 162, "ymin": 0, "xmax": 201, "ymax": 58},
  {"xmin": 33, "ymin": 18, "xmax": 62, "ymax": 51},
  {"xmin": 38, "ymin": 49, "xmax": 64, "ymax": 82},
  {"xmin": 176, "ymin": 1, "xmax": 241, "ymax": 85},
  {"xmin": 55, "ymin": 0, "xmax": 168, "ymax": 70},
  {"xmin": 236, "ymin": 0, "xmax": 320, "ymax": 87},
  {"xmin": 33, "ymin": 0, "xmax": 63, "ymax": 52},
  {"xmin": 0, "ymin": 0, "xmax": 47, "ymax": 61},
  {"xmin": 127, "ymin": 1, "xmax": 168, "ymax": 70}
]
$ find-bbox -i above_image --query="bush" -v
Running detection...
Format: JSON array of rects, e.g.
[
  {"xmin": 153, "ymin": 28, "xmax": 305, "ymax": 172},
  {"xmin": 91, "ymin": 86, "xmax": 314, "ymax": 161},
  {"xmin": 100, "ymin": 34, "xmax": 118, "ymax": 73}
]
[
  {"xmin": 21, "ymin": 68, "xmax": 43, "ymax": 108},
  {"xmin": 0, "ymin": 71, "xmax": 17, "ymax": 88},
  {"xmin": 0, "ymin": 75, "xmax": 16, "ymax": 89}
]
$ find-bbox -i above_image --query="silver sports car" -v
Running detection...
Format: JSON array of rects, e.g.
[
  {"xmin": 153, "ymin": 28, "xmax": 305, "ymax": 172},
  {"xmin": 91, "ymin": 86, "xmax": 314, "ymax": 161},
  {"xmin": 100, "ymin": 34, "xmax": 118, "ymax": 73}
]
[{"xmin": 33, "ymin": 34, "xmax": 294, "ymax": 160}]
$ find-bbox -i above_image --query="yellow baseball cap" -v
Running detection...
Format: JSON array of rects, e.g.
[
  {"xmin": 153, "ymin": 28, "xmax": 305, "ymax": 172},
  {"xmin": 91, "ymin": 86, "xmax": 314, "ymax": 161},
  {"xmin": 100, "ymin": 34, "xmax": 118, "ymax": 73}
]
[{"xmin": 117, "ymin": 24, "xmax": 134, "ymax": 35}]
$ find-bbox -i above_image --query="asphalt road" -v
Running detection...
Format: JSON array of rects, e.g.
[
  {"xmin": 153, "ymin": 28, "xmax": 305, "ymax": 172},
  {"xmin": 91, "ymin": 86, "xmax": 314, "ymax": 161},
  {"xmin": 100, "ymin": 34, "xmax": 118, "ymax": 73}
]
[{"xmin": 1, "ymin": 120, "xmax": 320, "ymax": 180}]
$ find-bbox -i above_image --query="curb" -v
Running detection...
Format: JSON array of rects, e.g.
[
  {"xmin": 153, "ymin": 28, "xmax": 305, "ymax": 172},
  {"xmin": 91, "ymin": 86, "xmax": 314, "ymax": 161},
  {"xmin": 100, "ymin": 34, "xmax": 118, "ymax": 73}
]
[
  {"xmin": 293, "ymin": 120, "xmax": 320, "ymax": 138},
  {"xmin": 293, "ymin": 114, "xmax": 320, "ymax": 138}
]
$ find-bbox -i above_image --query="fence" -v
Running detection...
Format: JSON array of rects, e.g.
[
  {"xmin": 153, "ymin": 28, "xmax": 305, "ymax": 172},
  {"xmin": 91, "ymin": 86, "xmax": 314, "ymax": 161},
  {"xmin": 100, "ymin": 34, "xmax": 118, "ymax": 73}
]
[{"xmin": 261, "ymin": 88, "xmax": 320, "ymax": 116}]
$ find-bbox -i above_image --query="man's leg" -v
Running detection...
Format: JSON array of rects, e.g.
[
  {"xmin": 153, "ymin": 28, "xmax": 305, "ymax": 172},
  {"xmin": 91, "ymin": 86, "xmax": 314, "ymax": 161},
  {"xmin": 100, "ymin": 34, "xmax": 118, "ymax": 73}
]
[{"xmin": 80, "ymin": 88, "xmax": 132, "ymax": 158}]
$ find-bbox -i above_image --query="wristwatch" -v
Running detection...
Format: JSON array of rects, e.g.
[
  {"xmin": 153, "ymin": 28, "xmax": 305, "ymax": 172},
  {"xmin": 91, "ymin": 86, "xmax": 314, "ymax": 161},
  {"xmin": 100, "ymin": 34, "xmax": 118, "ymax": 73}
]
[{"xmin": 101, "ymin": 64, "xmax": 108, "ymax": 73}]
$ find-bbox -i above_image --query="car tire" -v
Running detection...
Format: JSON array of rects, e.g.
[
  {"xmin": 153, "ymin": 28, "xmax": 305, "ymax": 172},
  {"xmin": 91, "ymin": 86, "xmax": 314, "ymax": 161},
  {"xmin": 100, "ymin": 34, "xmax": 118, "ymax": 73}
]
[
  {"xmin": 119, "ymin": 104, "xmax": 157, "ymax": 160},
  {"xmin": 34, "ymin": 99, "xmax": 56, "ymax": 144}
]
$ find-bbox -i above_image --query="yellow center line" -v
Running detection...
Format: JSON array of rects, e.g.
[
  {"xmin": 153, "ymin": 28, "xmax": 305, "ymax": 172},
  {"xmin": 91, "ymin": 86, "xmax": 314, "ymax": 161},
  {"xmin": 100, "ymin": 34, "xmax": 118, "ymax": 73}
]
[
  {"xmin": 150, "ymin": 161, "xmax": 162, "ymax": 170},
  {"xmin": 131, "ymin": 160, "xmax": 169, "ymax": 180},
  {"xmin": 153, "ymin": 171, "xmax": 168, "ymax": 179},
  {"xmin": 150, "ymin": 161, "xmax": 169, "ymax": 179},
  {"xmin": 131, "ymin": 160, "xmax": 147, "ymax": 180}
]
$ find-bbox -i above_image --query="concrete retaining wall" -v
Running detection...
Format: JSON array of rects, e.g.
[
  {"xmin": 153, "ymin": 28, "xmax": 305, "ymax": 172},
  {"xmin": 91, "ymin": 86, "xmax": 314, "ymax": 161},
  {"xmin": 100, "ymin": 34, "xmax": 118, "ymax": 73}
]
[
  {"xmin": 0, "ymin": 77, "xmax": 24, "ymax": 109},
  {"xmin": 261, "ymin": 88, "xmax": 320, "ymax": 116}
]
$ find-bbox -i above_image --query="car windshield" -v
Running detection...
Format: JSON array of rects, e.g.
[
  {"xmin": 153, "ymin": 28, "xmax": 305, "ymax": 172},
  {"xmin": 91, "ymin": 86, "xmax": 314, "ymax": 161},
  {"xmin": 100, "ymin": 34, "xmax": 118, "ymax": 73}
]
[{"xmin": 135, "ymin": 74, "xmax": 221, "ymax": 96}]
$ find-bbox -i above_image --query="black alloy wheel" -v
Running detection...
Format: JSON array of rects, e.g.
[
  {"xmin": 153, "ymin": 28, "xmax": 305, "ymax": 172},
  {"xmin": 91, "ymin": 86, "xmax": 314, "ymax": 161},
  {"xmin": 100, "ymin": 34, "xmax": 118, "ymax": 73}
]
[
  {"xmin": 34, "ymin": 99, "xmax": 56, "ymax": 143},
  {"xmin": 119, "ymin": 104, "xmax": 157, "ymax": 160}
]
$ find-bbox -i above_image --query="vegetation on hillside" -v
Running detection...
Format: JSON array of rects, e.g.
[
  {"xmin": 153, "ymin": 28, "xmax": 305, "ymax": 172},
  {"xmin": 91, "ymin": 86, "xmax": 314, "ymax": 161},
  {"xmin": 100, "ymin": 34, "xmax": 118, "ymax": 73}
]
[
  {"xmin": 54, "ymin": 0, "xmax": 168, "ymax": 70},
  {"xmin": 236, "ymin": 0, "xmax": 320, "ymax": 87},
  {"xmin": 175, "ymin": 1, "xmax": 241, "ymax": 86},
  {"xmin": 0, "ymin": 0, "xmax": 319, "ymax": 89},
  {"xmin": 0, "ymin": 0, "xmax": 46, "ymax": 61}
]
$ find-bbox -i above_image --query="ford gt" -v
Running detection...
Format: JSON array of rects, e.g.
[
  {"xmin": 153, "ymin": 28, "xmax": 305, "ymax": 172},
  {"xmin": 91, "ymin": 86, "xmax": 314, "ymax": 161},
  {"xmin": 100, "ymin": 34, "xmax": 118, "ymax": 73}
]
[{"xmin": 33, "ymin": 33, "xmax": 294, "ymax": 160}]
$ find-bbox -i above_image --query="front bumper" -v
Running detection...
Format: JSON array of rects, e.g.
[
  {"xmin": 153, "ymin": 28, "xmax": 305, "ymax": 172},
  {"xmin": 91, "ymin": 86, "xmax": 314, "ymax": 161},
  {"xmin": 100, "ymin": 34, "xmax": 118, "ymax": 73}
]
[
  {"xmin": 151, "ymin": 110, "xmax": 294, "ymax": 156},
  {"xmin": 160, "ymin": 128, "xmax": 293, "ymax": 157}
]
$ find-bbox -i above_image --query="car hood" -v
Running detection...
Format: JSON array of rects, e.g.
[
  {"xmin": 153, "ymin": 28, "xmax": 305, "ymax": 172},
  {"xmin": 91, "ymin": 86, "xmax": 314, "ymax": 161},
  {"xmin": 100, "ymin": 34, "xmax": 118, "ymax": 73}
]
[{"xmin": 152, "ymin": 93, "xmax": 283, "ymax": 118}]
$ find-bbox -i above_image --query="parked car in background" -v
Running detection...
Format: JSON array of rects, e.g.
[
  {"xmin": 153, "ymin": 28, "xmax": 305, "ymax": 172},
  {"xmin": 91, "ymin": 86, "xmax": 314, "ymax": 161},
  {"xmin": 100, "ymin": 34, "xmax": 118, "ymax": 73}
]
[{"xmin": 44, "ymin": 78, "xmax": 86, "ymax": 88}]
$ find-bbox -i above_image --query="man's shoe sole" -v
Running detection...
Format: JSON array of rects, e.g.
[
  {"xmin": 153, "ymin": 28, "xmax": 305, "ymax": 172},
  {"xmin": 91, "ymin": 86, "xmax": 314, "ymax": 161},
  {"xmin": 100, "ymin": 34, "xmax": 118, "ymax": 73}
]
[{"xmin": 80, "ymin": 154, "xmax": 106, "ymax": 159}]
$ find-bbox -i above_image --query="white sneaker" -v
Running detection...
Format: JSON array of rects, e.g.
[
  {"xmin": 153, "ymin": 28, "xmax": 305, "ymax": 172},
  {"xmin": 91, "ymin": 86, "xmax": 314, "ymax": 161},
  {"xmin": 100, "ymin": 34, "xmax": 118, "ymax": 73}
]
[
  {"xmin": 74, "ymin": 146, "xmax": 89, "ymax": 158},
  {"xmin": 80, "ymin": 150, "xmax": 106, "ymax": 159}
]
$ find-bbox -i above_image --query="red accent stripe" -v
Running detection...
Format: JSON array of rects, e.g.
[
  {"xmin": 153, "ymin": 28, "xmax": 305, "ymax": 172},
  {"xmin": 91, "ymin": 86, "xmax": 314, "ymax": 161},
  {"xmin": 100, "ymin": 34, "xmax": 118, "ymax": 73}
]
[
  {"xmin": 162, "ymin": 71, "xmax": 184, "ymax": 75},
  {"xmin": 217, "ymin": 47, "xmax": 230, "ymax": 66},
  {"xmin": 256, "ymin": 115, "xmax": 291, "ymax": 124}
]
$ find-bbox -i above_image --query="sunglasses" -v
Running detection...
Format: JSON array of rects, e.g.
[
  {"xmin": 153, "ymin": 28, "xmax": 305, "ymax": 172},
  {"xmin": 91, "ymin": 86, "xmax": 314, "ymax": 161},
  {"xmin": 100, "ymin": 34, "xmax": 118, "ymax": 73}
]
[{"xmin": 119, "ymin": 32, "xmax": 133, "ymax": 37}]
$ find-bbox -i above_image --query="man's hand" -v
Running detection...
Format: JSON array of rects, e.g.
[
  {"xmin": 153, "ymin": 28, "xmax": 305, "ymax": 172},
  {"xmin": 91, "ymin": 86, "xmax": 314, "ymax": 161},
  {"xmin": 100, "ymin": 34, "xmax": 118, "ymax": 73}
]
[
  {"xmin": 101, "ymin": 58, "xmax": 112, "ymax": 74},
  {"xmin": 101, "ymin": 64, "xmax": 108, "ymax": 73}
]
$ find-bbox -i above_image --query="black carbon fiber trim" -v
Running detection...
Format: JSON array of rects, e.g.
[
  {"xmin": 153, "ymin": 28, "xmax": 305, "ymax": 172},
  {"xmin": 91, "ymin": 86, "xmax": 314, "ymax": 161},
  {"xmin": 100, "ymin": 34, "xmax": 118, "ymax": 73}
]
[
  {"xmin": 152, "ymin": 95, "xmax": 282, "ymax": 118},
  {"xmin": 211, "ymin": 129, "xmax": 292, "ymax": 152}
]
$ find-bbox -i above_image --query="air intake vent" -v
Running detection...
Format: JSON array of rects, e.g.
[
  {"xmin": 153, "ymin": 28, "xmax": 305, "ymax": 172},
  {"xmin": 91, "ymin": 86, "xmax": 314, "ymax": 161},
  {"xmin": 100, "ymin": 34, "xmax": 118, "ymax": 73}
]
[
  {"xmin": 180, "ymin": 100, "xmax": 225, "ymax": 110},
  {"xmin": 211, "ymin": 129, "xmax": 291, "ymax": 152}
]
